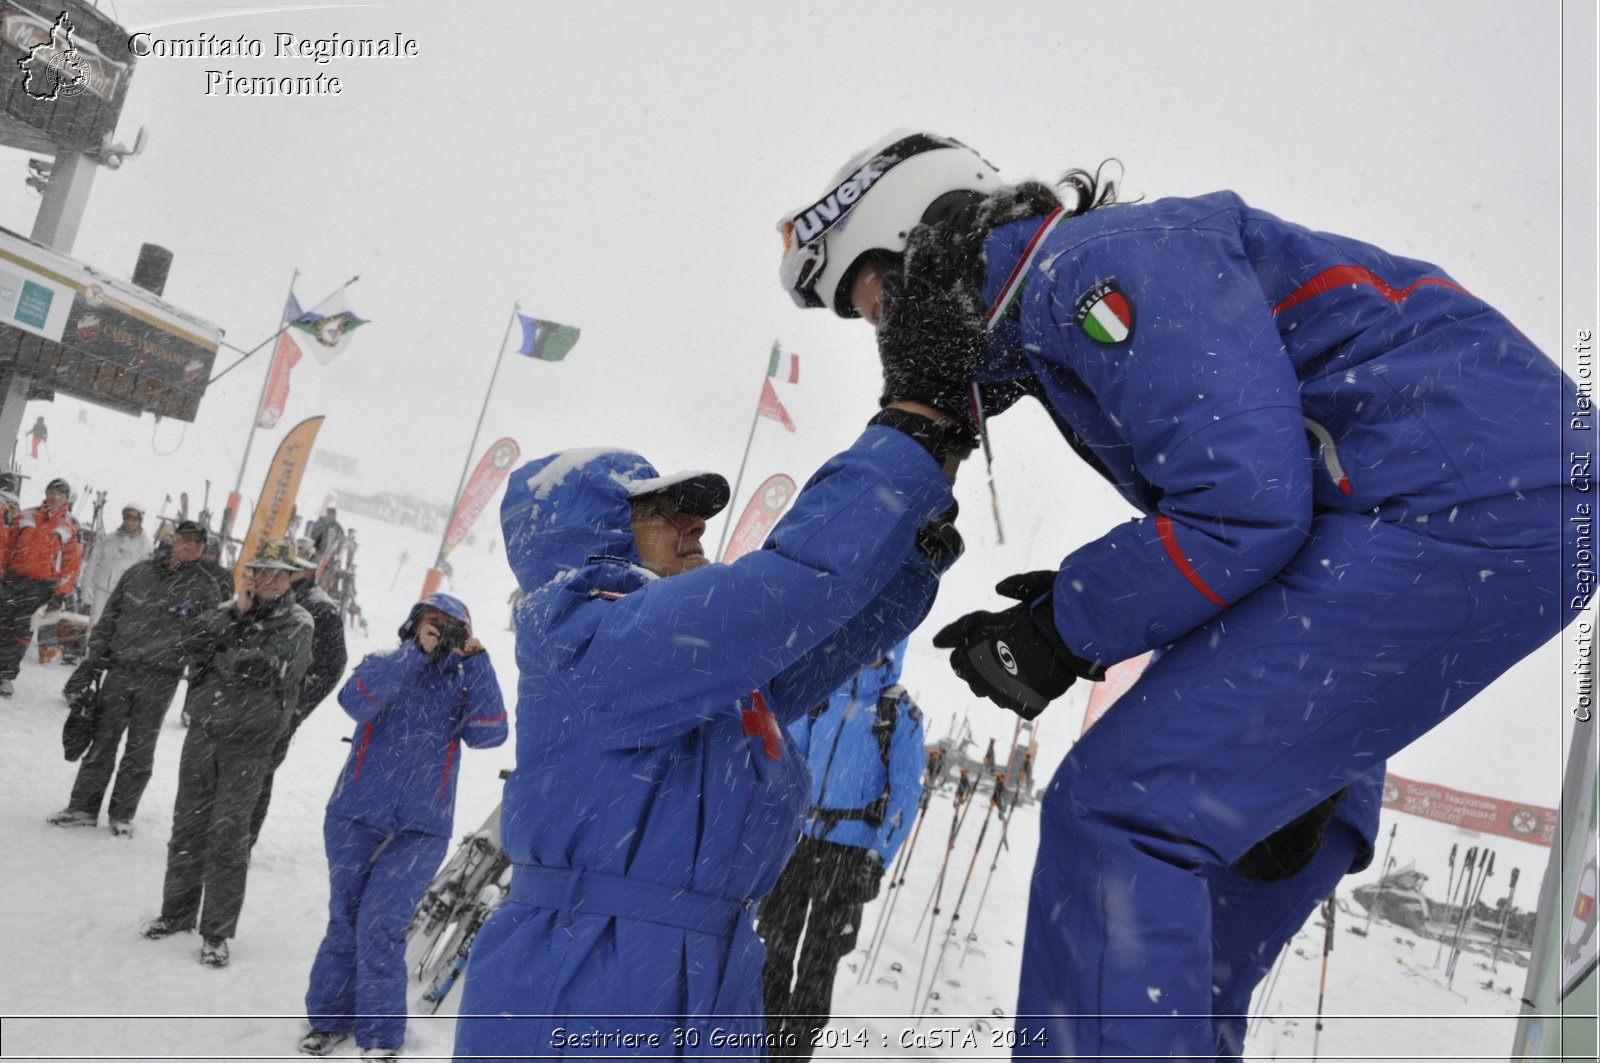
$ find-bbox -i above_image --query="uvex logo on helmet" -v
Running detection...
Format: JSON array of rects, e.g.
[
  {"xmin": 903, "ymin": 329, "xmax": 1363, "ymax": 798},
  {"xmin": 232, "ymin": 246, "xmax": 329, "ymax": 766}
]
[{"xmin": 790, "ymin": 160, "xmax": 887, "ymax": 243}]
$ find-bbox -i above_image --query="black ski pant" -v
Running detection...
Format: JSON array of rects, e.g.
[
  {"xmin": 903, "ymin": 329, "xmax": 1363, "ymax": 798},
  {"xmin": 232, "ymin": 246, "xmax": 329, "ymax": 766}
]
[
  {"xmin": 160, "ymin": 726, "xmax": 273, "ymax": 940},
  {"xmin": 67, "ymin": 666, "xmax": 181, "ymax": 822},
  {"xmin": 759, "ymin": 836, "xmax": 884, "ymax": 1059},
  {"xmin": 0, "ymin": 573, "xmax": 55, "ymax": 681},
  {"xmin": 247, "ymin": 709, "xmax": 308, "ymax": 848}
]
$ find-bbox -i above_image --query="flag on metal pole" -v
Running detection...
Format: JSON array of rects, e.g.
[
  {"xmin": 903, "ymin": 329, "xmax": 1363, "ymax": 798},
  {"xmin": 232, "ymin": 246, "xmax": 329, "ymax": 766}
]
[
  {"xmin": 510, "ymin": 314, "xmax": 581, "ymax": 361},
  {"xmin": 289, "ymin": 290, "xmax": 369, "ymax": 365}
]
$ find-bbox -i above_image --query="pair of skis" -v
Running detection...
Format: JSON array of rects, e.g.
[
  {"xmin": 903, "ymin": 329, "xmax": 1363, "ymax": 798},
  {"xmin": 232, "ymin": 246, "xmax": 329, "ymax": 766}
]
[{"xmin": 405, "ymin": 806, "xmax": 512, "ymax": 1012}]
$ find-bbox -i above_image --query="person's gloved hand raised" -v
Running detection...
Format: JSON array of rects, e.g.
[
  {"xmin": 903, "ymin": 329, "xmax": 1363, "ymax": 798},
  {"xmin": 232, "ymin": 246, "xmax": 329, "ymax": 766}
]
[
  {"xmin": 933, "ymin": 571, "xmax": 1104, "ymax": 720},
  {"xmin": 876, "ymin": 221, "xmax": 987, "ymax": 437}
]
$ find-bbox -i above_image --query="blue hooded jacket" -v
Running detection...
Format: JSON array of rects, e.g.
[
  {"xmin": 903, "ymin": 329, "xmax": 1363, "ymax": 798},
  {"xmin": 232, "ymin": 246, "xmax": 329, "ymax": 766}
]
[
  {"xmin": 975, "ymin": 191, "xmax": 1576, "ymax": 667},
  {"xmin": 452, "ymin": 426, "xmax": 953, "ymax": 1055},
  {"xmin": 791, "ymin": 642, "xmax": 926, "ymax": 862},
  {"xmin": 328, "ymin": 594, "xmax": 508, "ymax": 838}
]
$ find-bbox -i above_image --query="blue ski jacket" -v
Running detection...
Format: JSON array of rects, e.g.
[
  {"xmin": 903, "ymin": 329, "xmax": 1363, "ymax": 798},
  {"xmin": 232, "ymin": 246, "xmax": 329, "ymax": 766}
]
[
  {"xmin": 791, "ymin": 643, "xmax": 926, "ymax": 863},
  {"xmin": 454, "ymin": 427, "xmax": 954, "ymax": 1055},
  {"xmin": 975, "ymin": 191, "xmax": 1575, "ymax": 668},
  {"xmin": 328, "ymin": 637, "xmax": 507, "ymax": 839}
]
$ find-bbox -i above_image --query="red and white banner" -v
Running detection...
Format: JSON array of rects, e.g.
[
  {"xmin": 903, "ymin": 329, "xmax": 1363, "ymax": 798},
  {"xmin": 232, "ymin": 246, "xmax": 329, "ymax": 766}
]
[
  {"xmin": 255, "ymin": 331, "xmax": 303, "ymax": 428},
  {"xmin": 720, "ymin": 473, "xmax": 797, "ymax": 564},
  {"xmin": 1080, "ymin": 652, "xmax": 1153, "ymax": 734},
  {"xmin": 1382, "ymin": 773, "xmax": 1558, "ymax": 847},
  {"xmin": 441, "ymin": 437, "xmax": 520, "ymax": 559}
]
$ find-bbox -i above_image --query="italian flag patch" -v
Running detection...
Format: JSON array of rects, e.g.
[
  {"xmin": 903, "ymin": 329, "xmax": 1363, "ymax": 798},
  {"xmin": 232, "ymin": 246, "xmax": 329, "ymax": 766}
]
[{"xmin": 1074, "ymin": 280, "xmax": 1134, "ymax": 344}]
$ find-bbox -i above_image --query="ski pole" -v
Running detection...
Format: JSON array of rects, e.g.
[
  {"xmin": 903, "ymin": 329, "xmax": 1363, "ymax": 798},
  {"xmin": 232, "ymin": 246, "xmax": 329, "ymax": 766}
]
[
  {"xmin": 1447, "ymin": 848, "xmax": 1489, "ymax": 982},
  {"xmin": 1435, "ymin": 846, "xmax": 1475, "ymax": 967},
  {"xmin": 919, "ymin": 776, "xmax": 1006, "ymax": 1010},
  {"xmin": 1362, "ymin": 823, "xmax": 1398, "ymax": 934},
  {"xmin": 911, "ymin": 770, "xmax": 972, "ymax": 942},
  {"xmin": 1491, "ymin": 867, "xmax": 1520, "ymax": 974},
  {"xmin": 1247, "ymin": 943, "xmax": 1291, "ymax": 1040},
  {"xmin": 859, "ymin": 753, "xmax": 940, "ymax": 985},
  {"xmin": 1311, "ymin": 892, "xmax": 1336, "ymax": 1063},
  {"xmin": 961, "ymin": 755, "xmax": 1031, "ymax": 967},
  {"xmin": 1448, "ymin": 849, "xmax": 1494, "ymax": 987}
]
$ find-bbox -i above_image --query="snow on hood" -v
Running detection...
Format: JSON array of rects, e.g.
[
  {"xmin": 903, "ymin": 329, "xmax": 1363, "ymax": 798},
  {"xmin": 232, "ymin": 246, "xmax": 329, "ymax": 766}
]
[{"xmin": 500, "ymin": 447, "xmax": 655, "ymax": 593}]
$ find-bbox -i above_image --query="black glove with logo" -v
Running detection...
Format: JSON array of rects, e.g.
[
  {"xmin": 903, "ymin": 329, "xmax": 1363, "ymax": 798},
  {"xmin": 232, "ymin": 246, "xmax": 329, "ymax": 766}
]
[
  {"xmin": 1233, "ymin": 788, "xmax": 1349, "ymax": 883},
  {"xmin": 932, "ymin": 571, "xmax": 1104, "ymax": 720},
  {"xmin": 877, "ymin": 221, "xmax": 986, "ymax": 442}
]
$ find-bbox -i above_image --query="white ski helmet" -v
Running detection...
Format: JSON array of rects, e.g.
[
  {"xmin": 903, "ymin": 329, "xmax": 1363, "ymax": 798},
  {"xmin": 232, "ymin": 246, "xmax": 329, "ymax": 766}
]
[{"xmin": 778, "ymin": 130, "xmax": 1000, "ymax": 318}]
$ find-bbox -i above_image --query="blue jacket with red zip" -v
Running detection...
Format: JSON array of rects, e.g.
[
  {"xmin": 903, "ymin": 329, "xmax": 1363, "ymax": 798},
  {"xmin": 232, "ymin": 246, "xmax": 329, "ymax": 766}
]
[
  {"xmin": 974, "ymin": 190, "xmax": 1576, "ymax": 667},
  {"xmin": 329, "ymin": 640, "xmax": 507, "ymax": 838}
]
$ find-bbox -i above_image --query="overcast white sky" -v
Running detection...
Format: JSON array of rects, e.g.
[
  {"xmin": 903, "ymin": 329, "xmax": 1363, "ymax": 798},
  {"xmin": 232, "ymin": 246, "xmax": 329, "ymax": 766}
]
[{"xmin": 1, "ymin": 0, "xmax": 1591, "ymax": 814}]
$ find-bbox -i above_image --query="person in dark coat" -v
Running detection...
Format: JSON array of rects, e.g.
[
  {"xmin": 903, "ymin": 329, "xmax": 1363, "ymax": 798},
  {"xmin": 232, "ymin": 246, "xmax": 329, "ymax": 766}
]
[
  {"xmin": 139, "ymin": 537, "xmax": 313, "ymax": 968},
  {"xmin": 247, "ymin": 539, "xmax": 348, "ymax": 849},
  {"xmin": 49, "ymin": 521, "xmax": 222, "ymax": 836},
  {"xmin": 27, "ymin": 415, "xmax": 46, "ymax": 458},
  {"xmin": 297, "ymin": 593, "xmax": 506, "ymax": 1061},
  {"xmin": 759, "ymin": 643, "xmax": 926, "ymax": 1057}
]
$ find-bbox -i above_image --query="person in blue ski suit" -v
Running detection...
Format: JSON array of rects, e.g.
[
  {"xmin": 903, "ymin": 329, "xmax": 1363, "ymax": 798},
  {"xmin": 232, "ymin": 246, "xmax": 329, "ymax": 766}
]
[
  {"xmin": 299, "ymin": 593, "xmax": 507, "ymax": 1061},
  {"xmin": 452, "ymin": 417, "xmax": 966, "ymax": 1060},
  {"xmin": 758, "ymin": 641, "xmax": 926, "ymax": 1055},
  {"xmin": 778, "ymin": 131, "xmax": 1579, "ymax": 1061}
]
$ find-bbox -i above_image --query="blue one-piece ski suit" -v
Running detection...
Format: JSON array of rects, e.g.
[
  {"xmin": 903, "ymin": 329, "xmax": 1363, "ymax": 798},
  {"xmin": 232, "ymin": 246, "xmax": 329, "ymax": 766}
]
[
  {"xmin": 452, "ymin": 429, "xmax": 956, "ymax": 1060},
  {"xmin": 305, "ymin": 595, "xmax": 508, "ymax": 1053},
  {"xmin": 970, "ymin": 192, "xmax": 1578, "ymax": 1060}
]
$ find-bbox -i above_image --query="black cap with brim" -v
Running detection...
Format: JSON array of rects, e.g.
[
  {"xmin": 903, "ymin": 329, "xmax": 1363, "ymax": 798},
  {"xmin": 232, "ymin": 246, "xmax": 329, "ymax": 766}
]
[
  {"xmin": 172, "ymin": 520, "xmax": 207, "ymax": 540},
  {"xmin": 623, "ymin": 469, "xmax": 731, "ymax": 519}
]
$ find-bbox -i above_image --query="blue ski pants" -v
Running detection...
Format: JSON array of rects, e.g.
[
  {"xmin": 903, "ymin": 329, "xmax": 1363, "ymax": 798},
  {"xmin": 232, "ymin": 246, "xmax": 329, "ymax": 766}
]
[
  {"xmin": 305, "ymin": 814, "xmax": 447, "ymax": 1051},
  {"xmin": 1016, "ymin": 490, "xmax": 1569, "ymax": 1061}
]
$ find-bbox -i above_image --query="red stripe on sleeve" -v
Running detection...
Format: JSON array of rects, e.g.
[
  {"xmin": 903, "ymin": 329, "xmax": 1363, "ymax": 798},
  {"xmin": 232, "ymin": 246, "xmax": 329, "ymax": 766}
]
[
  {"xmin": 1155, "ymin": 515, "xmax": 1230, "ymax": 608},
  {"xmin": 355, "ymin": 676, "xmax": 378, "ymax": 702},
  {"xmin": 1271, "ymin": 264, "xmax": 1474, "ymax": 316}
]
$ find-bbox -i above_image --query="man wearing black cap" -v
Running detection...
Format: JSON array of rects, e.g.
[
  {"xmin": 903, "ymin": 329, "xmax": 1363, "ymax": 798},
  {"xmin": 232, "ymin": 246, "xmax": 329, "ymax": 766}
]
[
  {"xmin": 0, "ymin": 478, "xmax": 82, "ymax": 697},
  {"xmin": 50, "ymin": 521, "xmax": 224, "ymax": 836}
]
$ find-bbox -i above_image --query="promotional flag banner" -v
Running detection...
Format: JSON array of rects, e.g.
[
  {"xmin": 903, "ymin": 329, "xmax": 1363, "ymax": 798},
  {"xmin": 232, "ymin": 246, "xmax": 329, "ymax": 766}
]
[
  {"xmin": 440, "ymin": 437, "xmax": 521, "ymax": 559},
  {"xmin": 1380, "ymin": 773, "xmax": 1559, "ymax": 847},
  {"xmin": 254, "ymin": 330, "xmax": 302, "ymax": 428},
  {"xmin": 756, "ymin": 377, "xmax": 796, "ymax": 433},
  {"xmin": 234, "ymin": 416, "xmax": 324, "ymax": 595},
  {"xmin": 289, "ymin": 290, "xmax": 369, "ymax": 365},
  {"xmin": 1080, "ymin": 652, "xmax": 1153, "ymax": 734},
  {"xmin": 512, "ymin": 313, "xmax": 581, "ymax": 361},
  {"xmin": 719, "ymin": 473, "xmax": 797, "ymax": 563}
]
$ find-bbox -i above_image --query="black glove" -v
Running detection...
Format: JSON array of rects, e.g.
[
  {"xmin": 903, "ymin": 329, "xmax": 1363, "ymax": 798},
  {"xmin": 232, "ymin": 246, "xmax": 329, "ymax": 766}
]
[
  {"xmin": 876, "ymin": 222, "xmax": 987, "ymax": 433},
  {"xmin": 914, "ymin": 503, "xmax": 963, "ymax": 572},
  {"xmin": 1234, "ymin": 788, "xmax": 1349, "ymax": 883},
  {"xmin": 932, "ymin": 571, "xmax": 1103, "ymax": 719}
]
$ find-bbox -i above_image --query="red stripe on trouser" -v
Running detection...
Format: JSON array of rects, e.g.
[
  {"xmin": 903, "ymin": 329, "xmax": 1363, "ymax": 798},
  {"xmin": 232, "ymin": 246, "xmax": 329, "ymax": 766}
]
[{"xmin": 1155, "ymin": 515, "xmax": 1229, "ymax": 608}]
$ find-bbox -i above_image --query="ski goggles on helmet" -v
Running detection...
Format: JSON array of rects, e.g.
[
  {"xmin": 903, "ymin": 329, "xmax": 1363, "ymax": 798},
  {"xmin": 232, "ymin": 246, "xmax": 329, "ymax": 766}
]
[{"xmin": 777, "ymin": 132, "xmax": 995, "ymax": 314}]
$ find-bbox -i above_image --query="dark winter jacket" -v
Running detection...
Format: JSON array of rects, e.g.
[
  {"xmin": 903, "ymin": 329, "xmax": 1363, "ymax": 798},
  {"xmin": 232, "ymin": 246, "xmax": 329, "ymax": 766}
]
[
  {"xmin": 329, "ymin": 641, "xmax": 507, "ymax": 838},
  {"xmin": 186, "ymin": 592, "xmax": 314, "ymax": 747},
  {"xmin": 974, "ymin": 192, "xmax": 1576, "ymax": 667},
  {"xmin": 292, "ymin": 578, "xmax": 347, "ymax": 717},
  {"xmin": 791, "ymin": 646, "xmax": 926, "ymax": 862},
  {"xmin": 85, "ymin": 557, "xmax": 225, "ymax": 673}
]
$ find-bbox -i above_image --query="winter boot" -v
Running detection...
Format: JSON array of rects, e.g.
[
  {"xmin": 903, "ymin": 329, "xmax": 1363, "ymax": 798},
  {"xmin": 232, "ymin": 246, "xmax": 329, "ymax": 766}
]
[
  {"xmin": 140, "ymin": 916, "xmax": 192, "ymax": 940},
  {"xmin": 47, "ymin": 808, "xmax": 96, "ymax": 828},
  {"xmin": 199, "ymin": 936, "xmax": 230, "ymax": 968},
  {"xmin": 109, "ymin": 819, "xmax": 134, "ymax": 838},
  {"xmin": 297, "ymin": 1030, "xmax": 351, "ymax": 1056},
  {"xmin": 0, "ymin": 678, "xmax": 13, "ymax": 696},
  {"xmin": 360, "ymin": 1048, "xmax": 399, "ymax": 1062}
]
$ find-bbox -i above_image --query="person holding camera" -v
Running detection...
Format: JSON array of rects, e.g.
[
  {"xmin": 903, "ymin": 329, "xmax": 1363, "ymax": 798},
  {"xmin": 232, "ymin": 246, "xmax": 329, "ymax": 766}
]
[
  {"xmin": 140, "ymin": 537, "xmax": 313, "ymax": 968},
  {"xmin": 297, "ymin": 593, "xmax": 506, "ymax": 1062}
]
